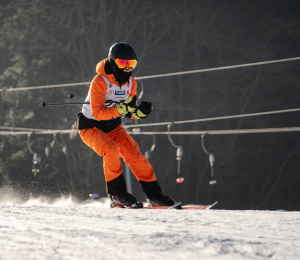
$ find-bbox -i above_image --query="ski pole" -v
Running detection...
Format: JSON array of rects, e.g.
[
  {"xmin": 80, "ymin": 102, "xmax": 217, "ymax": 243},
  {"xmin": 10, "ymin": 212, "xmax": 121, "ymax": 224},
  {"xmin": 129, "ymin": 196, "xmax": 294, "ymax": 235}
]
[
  {"xmin": 40, "ymin": 102, "xmax": 90, "ymax": 107},
  {"xmin": 67, "ymin": 94, "xmax": 86, "ymax": 100}
]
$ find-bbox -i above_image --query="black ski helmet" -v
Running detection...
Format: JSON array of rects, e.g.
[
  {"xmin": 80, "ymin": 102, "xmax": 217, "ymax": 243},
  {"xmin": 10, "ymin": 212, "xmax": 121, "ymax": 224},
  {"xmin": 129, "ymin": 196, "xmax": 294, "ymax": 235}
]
[{"xmin": 108, "ymin": 42, "xmax": 138, "ymax": 63}]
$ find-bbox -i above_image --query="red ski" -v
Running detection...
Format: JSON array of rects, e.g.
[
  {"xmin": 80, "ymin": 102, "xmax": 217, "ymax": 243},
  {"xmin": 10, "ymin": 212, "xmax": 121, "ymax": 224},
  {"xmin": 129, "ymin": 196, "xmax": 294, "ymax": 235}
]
[
  {"xmin": 143, "ymin": 202, "xmax": 183, "ymax": 210},
  {"xmin": 112, "ymin": 201, "xmax": 181, "ymax": 209},
  {"xmin": 112, "ymin": 201, "xmax": 218, "ymax": 210},
  {"xmin": 143, "ymin": 201, "xmax": 218, "ymax": 210},
  {"xmin": 180, "ymin": 201, "xmax": 218, "ymax": 210}
]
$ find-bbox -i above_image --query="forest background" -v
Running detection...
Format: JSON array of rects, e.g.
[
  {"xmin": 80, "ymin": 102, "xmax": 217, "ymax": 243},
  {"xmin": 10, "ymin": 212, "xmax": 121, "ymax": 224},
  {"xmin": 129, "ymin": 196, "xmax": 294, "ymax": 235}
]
[{"xmin": 1, "ymin": 0, "xmax": 300, "ymax": 210}]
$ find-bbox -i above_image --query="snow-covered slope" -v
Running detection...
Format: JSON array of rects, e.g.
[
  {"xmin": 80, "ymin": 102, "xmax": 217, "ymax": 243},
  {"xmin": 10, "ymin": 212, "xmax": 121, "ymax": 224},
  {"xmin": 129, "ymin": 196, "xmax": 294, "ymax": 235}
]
[{"xmin": 0, "ymin": 196, "xmax": 299, "ymax": 260}]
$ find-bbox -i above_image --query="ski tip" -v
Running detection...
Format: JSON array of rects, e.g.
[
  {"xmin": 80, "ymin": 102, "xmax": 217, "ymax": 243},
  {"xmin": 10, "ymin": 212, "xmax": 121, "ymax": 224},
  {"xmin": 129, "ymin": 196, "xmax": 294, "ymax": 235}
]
[
  {"xmin": 168, "ymin": 202, "xmax": 182, "ymax": 210},
  {"xmin": 208, "ymin": 201, "xmax": 218, "ymax": 209}
]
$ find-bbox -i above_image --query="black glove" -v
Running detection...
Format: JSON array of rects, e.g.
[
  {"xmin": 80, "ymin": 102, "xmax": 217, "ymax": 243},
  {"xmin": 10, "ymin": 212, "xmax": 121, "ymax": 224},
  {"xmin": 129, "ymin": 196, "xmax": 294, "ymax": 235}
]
[
  {"xmin": 116, "ymin": 95, "xmax": 137, "ymax": 115},
  {"xmin": 125, "ymin": 112, "xmax": 132, "ymax": 118},
  {"xmin": 132, "ymin": 101, "xmax": 152, "ymax": 119}
]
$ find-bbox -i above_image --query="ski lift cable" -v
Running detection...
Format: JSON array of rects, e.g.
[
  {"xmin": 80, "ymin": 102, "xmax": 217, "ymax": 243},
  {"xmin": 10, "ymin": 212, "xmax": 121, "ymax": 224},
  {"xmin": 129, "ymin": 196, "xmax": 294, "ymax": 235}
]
[
  {"xmin": 123, "ymin": 107, "xmax": 300, "ymax": 129},
  {"xmin": 1, "ymin": 126, "xmax": 300, "ymax": 136},
  {"xmin": 0, "ymin": 82, "xmax": 90, "ymax": 93},
  {"xmin": 0, "ymin": 126, "xmax": 52, "ymax": 131},
  {"xmin": 135, "ymin": 56, "xmax": 300, "ymax": 80},
  {"xmin": 1, "ymin": 56, "xmax": 299, "ymax": 92},
  {"xmin": 127, "ymin": 127, "xmax": 300, "ymax": 135},
  {"xmin": 5, "ymin": 104, "xmax": 300, "ymax": 133},
  {"xmin": 40, "ymin": 99, "xmax": 300, "ymax": 129},
  {"xmin": 0, "ymin": 129, "xmax": 73, "ymax": 135}
]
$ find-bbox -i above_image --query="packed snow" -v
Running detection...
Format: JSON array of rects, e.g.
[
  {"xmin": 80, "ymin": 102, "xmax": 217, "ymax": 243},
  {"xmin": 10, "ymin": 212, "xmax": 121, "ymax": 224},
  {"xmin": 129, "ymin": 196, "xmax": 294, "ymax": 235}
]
[{"xmin": 0, "ymin": 194, "xmax": 299, "ymax": 260}]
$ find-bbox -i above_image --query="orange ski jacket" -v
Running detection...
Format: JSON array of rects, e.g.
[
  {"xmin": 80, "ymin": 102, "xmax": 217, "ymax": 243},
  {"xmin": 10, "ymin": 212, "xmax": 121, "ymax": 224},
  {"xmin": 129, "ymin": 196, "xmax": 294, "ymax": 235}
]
[{"xmin": 82, "ymin": 58, "xmax": 137, "ymax": 121}]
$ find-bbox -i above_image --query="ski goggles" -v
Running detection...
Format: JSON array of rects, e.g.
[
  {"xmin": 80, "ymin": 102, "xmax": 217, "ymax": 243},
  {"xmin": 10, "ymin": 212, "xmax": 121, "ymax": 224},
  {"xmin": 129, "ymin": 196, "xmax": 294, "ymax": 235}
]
[{"xmin": 115, "ymin": 59, "xmax": 137, "ymax": 69}]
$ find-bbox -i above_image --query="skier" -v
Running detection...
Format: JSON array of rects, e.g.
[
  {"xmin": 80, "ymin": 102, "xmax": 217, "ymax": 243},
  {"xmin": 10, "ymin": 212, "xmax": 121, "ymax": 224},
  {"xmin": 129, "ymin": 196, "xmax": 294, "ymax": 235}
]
[{"xmin": 77, "ymin": 42, "xmax": 177, "ymax": 208}]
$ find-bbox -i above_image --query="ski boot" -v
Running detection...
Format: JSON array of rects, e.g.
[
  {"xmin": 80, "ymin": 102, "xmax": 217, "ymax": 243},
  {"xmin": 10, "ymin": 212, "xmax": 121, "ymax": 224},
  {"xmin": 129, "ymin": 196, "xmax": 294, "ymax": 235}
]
[
  {"xmin": 109, "ymin": 193, "xmax": 143, "ymax": 209},
  {"xmin": 140, "ymin": 180, "xmax": 182, "ymax": 209},
  {"xmin": 146, "ymin": 194, "xmax": 182, "ymax": 209},
  {"xmin": 107, "ymin": 174, "xmax": 143, "ymax": 208}
]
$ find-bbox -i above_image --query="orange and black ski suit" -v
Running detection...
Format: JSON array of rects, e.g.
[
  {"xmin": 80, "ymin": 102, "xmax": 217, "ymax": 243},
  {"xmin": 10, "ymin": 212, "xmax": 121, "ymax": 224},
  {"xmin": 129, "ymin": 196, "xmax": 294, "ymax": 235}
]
[{"xmin": 77, "ymin": 59, "xmax": 156, "ymax": 194}]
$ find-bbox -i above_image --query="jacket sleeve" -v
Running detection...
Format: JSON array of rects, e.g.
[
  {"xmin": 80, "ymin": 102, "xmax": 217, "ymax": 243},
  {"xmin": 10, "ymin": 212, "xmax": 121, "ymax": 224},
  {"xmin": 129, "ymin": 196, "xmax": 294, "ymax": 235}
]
[{"xmin": 90, "ymin": 75, "xmax": 120, "ymax": 120}]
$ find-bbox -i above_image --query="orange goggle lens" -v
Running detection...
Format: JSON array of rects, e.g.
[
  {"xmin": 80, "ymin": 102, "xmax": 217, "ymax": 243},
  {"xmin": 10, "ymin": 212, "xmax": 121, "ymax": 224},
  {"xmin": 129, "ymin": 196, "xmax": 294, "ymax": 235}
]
[{"xmin": 115, "ymin": 59, "xmax": 137, "ymax": 69}]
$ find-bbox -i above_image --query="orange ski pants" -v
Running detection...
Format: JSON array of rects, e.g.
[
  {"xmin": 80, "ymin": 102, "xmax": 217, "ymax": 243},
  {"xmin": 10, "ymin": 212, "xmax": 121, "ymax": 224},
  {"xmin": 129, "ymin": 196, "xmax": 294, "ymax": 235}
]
[{"xmin": 79, "ymin": 125, "xmax": 156, "ymax": 183}]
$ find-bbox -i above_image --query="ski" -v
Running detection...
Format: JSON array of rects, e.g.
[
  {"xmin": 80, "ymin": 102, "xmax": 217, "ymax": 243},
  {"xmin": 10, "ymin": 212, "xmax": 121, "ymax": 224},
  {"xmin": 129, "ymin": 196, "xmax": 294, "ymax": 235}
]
[
  {"xmin": 110, "ymin": 202, "xmax": 143, "ymax": 209},
  {"xmin": 143, "ymin": 201, "xmax": 218, "ymax": 210},
  {"xmin": 111, "ymin": 201, "xmax": 218, "ymax": 210},
  {"xmin": 179, "ymin": 201, "xmax": 218, "ymax": 210},
  {"xmin": 143, "ymin": 202, "xmax": 182, "ymax": 210},
  {"xmin": 111, "ymin": 202, "xmax": 181, "ymax": 209}
]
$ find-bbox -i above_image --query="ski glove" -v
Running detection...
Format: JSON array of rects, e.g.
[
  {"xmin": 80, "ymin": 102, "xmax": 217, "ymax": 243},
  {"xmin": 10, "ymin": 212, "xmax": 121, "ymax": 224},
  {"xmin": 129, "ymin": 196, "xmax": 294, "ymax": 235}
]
[
  {"xmin": 117, "ymin": 95, "xmax": 137, "ymax": 116},
  {"xmin": 132, "ymin": 101, "xmax": 153, "ymax": 119}
]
